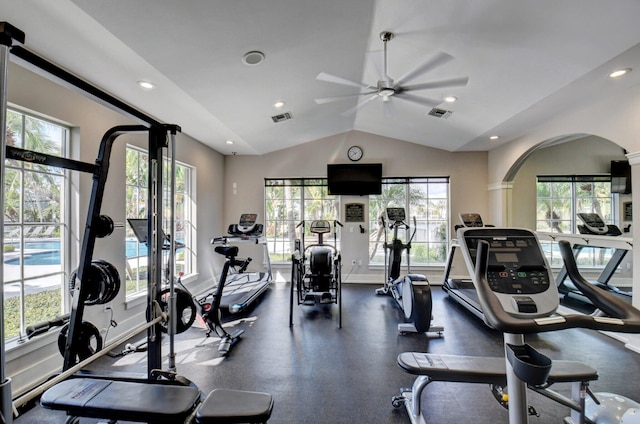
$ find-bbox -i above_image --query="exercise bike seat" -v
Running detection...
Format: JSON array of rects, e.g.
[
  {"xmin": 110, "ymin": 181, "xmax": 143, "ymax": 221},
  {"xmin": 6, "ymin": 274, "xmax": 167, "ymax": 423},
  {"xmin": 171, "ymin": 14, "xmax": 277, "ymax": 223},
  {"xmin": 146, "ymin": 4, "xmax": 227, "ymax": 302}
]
[{"xmin": 215, "ymin": 245, "xmax": 239, "ymax": 258}]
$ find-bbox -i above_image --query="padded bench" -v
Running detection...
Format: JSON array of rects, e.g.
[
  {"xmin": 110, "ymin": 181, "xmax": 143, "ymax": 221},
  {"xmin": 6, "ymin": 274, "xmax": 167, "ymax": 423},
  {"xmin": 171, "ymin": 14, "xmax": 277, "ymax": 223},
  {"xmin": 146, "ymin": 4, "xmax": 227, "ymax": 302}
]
[
  {"xmin": 398, "ymin": 352, "xmax": 598, "ymax": 385},
  {"xmin": 41, "ymin": 378, "xmax": 273, "ymax": 423},
  {"xmin": 397, "ymin": 352, "xmax": 598, "ymax": 420},
  {"xmin": 195, "ymin": 389, "xmax": 273, "ymax": 423}
]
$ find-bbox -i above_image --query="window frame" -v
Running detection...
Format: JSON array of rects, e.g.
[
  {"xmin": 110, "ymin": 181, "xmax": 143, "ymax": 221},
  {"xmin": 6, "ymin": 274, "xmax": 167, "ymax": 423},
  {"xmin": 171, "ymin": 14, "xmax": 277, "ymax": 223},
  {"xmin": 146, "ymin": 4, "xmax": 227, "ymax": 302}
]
[
  {"xmin": 536, "ymin": 174, "xmax": 615, "ymax": 268},
  {"xmin": 125, "ymin": 145, "xmax": 195, "ymax": 297},
  {"xmin": 369, "ymin": 177, "xmax": 450, "ymax": 267},
  {"xmin": 3, "ymin": 107, "xmax": 70, "ymax": 341},
  {"xmin": 264, "ymin": 178, "xmax": 339, "ymax": 263}
]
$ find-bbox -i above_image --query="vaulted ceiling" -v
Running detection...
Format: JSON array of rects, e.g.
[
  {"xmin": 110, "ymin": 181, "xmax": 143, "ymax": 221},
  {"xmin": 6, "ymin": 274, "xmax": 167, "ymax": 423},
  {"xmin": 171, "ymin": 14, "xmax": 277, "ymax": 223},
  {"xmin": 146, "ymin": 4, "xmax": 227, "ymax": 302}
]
[{"xmin": 3, "ymin": 0, "xmax": 640, "ymax": 155}]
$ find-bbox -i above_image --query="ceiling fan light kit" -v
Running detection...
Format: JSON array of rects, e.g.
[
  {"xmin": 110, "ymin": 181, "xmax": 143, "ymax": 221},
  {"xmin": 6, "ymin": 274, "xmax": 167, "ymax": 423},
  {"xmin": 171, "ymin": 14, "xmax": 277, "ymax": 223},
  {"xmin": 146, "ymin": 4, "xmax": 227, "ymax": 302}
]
[{"xmin": 315, "ymin": 30, "xmax": 469, "ymax": 117}]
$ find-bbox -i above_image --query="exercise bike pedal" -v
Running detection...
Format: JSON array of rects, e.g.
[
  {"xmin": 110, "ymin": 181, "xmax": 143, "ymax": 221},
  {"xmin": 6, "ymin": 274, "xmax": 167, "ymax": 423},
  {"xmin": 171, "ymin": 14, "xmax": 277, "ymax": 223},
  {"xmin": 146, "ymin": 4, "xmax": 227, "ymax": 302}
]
[
  {"xmin": 218, "ymin": 330, "xmax": 244, "ymax": 355},
  {"xmin": 303, "ymin": 294, "xmax": 316, "ymax": 306}
]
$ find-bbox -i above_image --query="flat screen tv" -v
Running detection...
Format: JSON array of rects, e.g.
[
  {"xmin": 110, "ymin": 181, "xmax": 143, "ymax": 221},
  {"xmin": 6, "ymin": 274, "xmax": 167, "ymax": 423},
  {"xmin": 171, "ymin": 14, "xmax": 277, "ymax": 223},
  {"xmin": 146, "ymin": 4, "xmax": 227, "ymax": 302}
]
[{"xmin": 327, "ymin": 163, "xmax": 382, "ymax": 195}]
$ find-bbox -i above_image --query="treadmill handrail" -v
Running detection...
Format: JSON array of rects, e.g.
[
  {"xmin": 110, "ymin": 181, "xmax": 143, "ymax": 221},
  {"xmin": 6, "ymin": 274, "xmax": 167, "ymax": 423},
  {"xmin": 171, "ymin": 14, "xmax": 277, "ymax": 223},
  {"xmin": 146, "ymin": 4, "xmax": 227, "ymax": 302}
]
[{"xmin": 474, "ymin": 239, "xmax": 640, "ymax": 334}]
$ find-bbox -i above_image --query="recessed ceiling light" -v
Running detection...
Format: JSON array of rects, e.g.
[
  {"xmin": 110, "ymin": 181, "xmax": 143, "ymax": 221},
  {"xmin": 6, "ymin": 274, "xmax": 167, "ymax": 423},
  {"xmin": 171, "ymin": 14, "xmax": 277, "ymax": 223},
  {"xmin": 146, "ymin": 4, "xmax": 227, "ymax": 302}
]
[
  {"xmin": 489, "ymin": 135, "xmax": 500, "ymax": 140},
  {"xmin": 137, "ymin": 80, "xmax": 156, "ymax": 90},
  {"xmin": 444, "ymin": 96, "xmax": 458, "ymax": 103},
  {"xmin": 226, "ymin": 140, "xmax": 234, "ymax": 145},
  {"xmin": 609, "ymin": 68, "xmax": 631, "ymax": 78},
  {"xmin": 242, "ymin": 51, "xmax": 265, "ymax": 66},
  {"xmin": 274, "ymin": 101, "xmax": 285, "ymax": 108}
]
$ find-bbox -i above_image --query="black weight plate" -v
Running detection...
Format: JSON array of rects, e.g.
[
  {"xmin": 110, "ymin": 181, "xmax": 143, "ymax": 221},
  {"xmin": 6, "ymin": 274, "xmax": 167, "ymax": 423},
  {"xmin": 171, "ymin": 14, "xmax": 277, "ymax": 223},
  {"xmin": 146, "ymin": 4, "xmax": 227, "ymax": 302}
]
[
  {"xmin": 57, "ymin": 321, "xmax": 103, "ymax": 363},
  {"xmin": 157, "ymin": 287, "xmax": 197, "ymax": 334}
]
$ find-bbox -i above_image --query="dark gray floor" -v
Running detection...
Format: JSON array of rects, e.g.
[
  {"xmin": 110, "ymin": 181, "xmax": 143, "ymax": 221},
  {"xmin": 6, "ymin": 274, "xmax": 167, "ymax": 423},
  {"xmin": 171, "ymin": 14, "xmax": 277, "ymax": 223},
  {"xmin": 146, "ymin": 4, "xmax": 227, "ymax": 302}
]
[{"xmin": 16, "ymin": 282, "xmax": 640, "ymax": 423}]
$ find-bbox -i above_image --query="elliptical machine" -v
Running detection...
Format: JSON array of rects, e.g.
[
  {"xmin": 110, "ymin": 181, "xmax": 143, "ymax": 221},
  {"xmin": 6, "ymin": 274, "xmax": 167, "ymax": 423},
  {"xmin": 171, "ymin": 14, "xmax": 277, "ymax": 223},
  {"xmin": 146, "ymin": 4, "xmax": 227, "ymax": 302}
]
[
  {"xmin": 290, "ymin": 219, "xmax": 343, "ymax": 328},
  {"xmin": 375, "ymin": 207, "xmax": 442, "ymax": 335}
]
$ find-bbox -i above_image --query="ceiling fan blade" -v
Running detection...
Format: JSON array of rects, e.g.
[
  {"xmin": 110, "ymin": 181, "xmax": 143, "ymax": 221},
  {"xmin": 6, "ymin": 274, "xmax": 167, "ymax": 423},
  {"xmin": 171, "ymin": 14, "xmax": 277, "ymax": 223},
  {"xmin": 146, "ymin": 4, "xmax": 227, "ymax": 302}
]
[
  {"xmin": 402, "ymin": 76, "xmax": 469, "ymax": 92},
  {"xmin": 395, "ymin": 93, "xmax": 442, "ymax": 108},
  {"xmin": 394, "ymin": 52, "xmax": 454, "ymax": 86},
  {"xmin": 341, "ymin": 94, "xmax": 379, "ymax": 117},
  {"xmin": 314, "ymin": 91, "xmax": 377, "ymax": 104},
  {"xmin": 316, "ymin": 72, "xmax": 371, "ymax": 89}
]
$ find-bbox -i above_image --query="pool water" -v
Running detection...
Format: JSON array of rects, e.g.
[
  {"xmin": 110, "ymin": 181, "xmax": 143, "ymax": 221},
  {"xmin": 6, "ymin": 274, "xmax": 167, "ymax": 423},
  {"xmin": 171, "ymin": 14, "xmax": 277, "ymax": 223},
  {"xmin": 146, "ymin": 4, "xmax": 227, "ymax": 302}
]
[{"xmin": 4, "ymin": 240, "xmax": 147, "ymax": 265}]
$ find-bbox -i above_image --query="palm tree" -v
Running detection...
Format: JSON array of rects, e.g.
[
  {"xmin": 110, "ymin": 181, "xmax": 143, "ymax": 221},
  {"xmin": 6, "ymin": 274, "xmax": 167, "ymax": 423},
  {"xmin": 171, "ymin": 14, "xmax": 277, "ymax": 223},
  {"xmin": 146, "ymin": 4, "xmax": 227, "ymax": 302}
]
[{"xmin": 4, "ymin": 110, "xmax": 62, "ymax": 224}]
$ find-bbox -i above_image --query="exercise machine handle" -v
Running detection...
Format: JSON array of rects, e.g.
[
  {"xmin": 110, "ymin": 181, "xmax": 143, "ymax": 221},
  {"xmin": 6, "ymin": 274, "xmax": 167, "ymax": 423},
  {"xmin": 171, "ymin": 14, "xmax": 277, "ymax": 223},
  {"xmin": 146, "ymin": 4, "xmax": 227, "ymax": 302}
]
[
  {"xmin": 558, "ymin": 240, "xmax": 640, "ymax": 321},
  {"xmin": 474, "ymin": 240, "xmax": 640, "ymax": 334},
  {"xmin": 26, "ymin": 314, "xmax": 70, "ymax": 339}
]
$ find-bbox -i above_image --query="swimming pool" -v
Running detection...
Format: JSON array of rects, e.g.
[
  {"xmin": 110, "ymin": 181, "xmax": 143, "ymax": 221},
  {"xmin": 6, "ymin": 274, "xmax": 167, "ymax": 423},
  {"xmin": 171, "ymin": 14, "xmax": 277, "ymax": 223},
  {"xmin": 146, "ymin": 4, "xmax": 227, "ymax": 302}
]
[{"xmin": 4, "ymin": 240, "xmax": 147, "ymax": 265}]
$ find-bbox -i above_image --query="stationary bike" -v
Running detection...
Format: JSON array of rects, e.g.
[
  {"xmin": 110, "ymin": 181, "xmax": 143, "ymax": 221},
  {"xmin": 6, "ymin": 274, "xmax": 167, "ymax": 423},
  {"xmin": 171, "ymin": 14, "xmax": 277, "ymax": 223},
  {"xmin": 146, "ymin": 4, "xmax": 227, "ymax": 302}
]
[
  {"xmin": 126, "ymin": 217, "xmax": 250, "ymax": 356},
  {"xmin": 375, "ymin": 207, "xmax": 442, "ymax": 335},
  {"xmin": 290, "ymin": 219, "xmax": 343, "ymax": 328}
]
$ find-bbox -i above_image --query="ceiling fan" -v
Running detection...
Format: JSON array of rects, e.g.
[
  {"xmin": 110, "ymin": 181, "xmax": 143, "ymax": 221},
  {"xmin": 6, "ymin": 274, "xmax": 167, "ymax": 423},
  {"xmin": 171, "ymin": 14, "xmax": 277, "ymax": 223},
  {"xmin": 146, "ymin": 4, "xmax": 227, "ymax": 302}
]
[{"xmin": 314, "ymin": 31, "xmax": 469, "ymax": 117}]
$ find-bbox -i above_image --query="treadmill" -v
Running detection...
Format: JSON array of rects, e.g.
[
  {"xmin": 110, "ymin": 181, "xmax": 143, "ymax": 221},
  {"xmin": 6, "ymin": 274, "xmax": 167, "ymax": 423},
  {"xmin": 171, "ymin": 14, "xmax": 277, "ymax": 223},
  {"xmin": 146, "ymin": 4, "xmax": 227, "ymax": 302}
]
[
  {"xmin": 211, "ymin": 213, "xmax": 273, "ymax": 314},
  {"xmin": 541, "ymin": 212, "xmax": 631, "ymax": 305},
  {"xmin": 443, "ymin": 219, "xmax": 555, "ymax": 324},
  {"xmin": 128, "ymin": 216, "xmax": 272, "ymax": 315},
  {"xmin": 442, "ymin": 214, "xmax": 490, "ymax": 320}
]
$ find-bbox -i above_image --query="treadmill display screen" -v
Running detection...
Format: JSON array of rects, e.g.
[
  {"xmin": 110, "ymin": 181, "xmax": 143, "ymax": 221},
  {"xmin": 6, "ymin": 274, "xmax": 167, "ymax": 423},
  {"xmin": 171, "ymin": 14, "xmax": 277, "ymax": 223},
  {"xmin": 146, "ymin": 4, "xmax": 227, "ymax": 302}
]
[
  {"xmin": 577, "ymin": 212, "xmax": 606, "ymax": 228},
  {"xmin": 463, "ymin": 229, "xmax": 550, "ymax": 295},
  {"xmin": 495, "ymin": 252, "xmax": 518, "ymax": 263}
]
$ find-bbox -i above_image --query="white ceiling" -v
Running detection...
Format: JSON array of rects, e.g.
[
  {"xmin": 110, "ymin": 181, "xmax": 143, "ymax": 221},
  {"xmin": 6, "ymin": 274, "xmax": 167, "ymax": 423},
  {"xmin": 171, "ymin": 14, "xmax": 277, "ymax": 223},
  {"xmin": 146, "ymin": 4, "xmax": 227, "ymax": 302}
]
[{"xmin": 3, "ymin": 0, "xmax": 640, "ymax": 155}]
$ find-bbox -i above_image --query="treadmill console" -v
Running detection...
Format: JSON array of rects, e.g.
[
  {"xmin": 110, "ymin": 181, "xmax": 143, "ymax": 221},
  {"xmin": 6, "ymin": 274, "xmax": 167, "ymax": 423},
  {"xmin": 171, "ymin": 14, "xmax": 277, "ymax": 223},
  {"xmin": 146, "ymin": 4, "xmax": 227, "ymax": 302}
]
[
  {"xmin": 458, "ymin": 228, "xmax": 558, "ymax": 318},
  {"xmin": 459, "ymin": 213, "xmax": 484, "ymax": 227},
  {"xmin": 577, "ymin": 212, "xmax": 622, "ymax": 236},
  {"xmin": 228, "ymin": 213, "xmax": 263, "ymax": 237}
]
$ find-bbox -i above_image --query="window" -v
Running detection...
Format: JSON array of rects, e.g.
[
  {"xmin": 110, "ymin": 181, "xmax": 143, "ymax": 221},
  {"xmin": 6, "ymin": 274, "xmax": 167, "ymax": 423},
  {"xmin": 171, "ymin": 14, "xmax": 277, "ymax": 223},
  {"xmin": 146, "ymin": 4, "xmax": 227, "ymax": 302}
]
[
  {"xmin": 125, "ymin": 146, "xmax": 195, "ymax": 296},
  {"xmin": 369, "ymin": 177, "xmax": 449, "ymax": 266},
  {"xmin": 264, "ymin": 179, "xmax": 339, "ymax": 263},
  {"xmin": 536, "ymin": 175, "xmax": 612, "ymax": 233},
  {"xmin": 3, "ymin": 108, "xmax": 69, "ymax": 340},
  {"xmin": 536, "ymin": 175, "xmax": 613, "ymax": 267}
]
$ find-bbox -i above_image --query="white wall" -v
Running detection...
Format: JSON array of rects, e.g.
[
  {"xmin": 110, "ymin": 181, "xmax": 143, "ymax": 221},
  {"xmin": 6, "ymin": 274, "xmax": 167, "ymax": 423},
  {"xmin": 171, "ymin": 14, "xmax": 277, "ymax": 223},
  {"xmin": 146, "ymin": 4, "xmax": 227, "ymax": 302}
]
[
  {"xmin": 224, "ymin": 130, "xmax": 488, "ymax": 282},
  {"xmin": 5, "ymin": 62, "xmax": 225, "ymax": 399}
]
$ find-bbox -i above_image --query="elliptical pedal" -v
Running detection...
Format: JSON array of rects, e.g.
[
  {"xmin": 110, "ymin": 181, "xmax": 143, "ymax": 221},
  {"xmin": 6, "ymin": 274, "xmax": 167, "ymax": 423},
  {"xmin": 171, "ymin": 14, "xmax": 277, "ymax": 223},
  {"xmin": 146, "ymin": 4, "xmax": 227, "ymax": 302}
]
[{"xmin": 320, "ymin": 292, "xmax": 333, "ymax": 304}]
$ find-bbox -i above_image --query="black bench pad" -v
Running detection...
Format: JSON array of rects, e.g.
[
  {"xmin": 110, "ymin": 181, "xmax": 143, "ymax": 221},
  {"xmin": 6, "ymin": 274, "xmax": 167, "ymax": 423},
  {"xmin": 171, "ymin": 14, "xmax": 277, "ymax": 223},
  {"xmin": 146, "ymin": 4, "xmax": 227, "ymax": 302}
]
[
  {"xmin": 398, "ymin": 353, "xmax": 598, "ymax": 385},
  {"xmin": 41, "ymin": 378, "xmax": 201, "ymax": 422},
  {"xmin": 195, "ymin": 389, "xmax": 274, "ymax": 423}
]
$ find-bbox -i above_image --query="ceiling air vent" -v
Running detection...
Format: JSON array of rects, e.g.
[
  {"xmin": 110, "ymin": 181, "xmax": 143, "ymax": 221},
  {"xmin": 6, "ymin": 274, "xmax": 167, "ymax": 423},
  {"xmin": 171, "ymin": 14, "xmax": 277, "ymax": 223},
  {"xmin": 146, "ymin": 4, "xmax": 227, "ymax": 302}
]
[
  {"xmin": 427, "ymin": 108, "xmax": 452, "ymax": 119},
  {"xmin": 271, "ymin": 112, "xmax": 293, "ymax": 123}
]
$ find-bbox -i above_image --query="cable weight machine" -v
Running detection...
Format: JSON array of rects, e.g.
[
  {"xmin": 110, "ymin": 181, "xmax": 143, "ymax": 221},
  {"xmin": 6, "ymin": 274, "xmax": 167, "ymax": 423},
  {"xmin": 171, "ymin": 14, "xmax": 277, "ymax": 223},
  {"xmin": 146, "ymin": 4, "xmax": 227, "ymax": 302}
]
[
  {"xmin": 2, "ymin": 22, "xmax": 274, "ymax": 424},
  {"xmin": 0, "ymin": 21, "xmax": 178, "ymax": 417}
]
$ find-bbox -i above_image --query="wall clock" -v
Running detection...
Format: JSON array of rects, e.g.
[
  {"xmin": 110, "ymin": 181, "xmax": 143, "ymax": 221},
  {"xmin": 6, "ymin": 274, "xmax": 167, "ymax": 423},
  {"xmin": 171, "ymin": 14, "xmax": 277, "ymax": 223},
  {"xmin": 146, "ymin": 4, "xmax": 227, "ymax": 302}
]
[{"xmin": 347, "ymin": 145, "xmax": 364, "ymax": 162}]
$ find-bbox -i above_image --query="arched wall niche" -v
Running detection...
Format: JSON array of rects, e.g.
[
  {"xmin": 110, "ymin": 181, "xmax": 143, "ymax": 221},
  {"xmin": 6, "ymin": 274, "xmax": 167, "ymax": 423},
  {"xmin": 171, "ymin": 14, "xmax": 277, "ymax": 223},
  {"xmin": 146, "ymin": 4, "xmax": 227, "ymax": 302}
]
[{"xmin": 501, "ymin": 133, "xmax": 629, "ymax": 230}]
